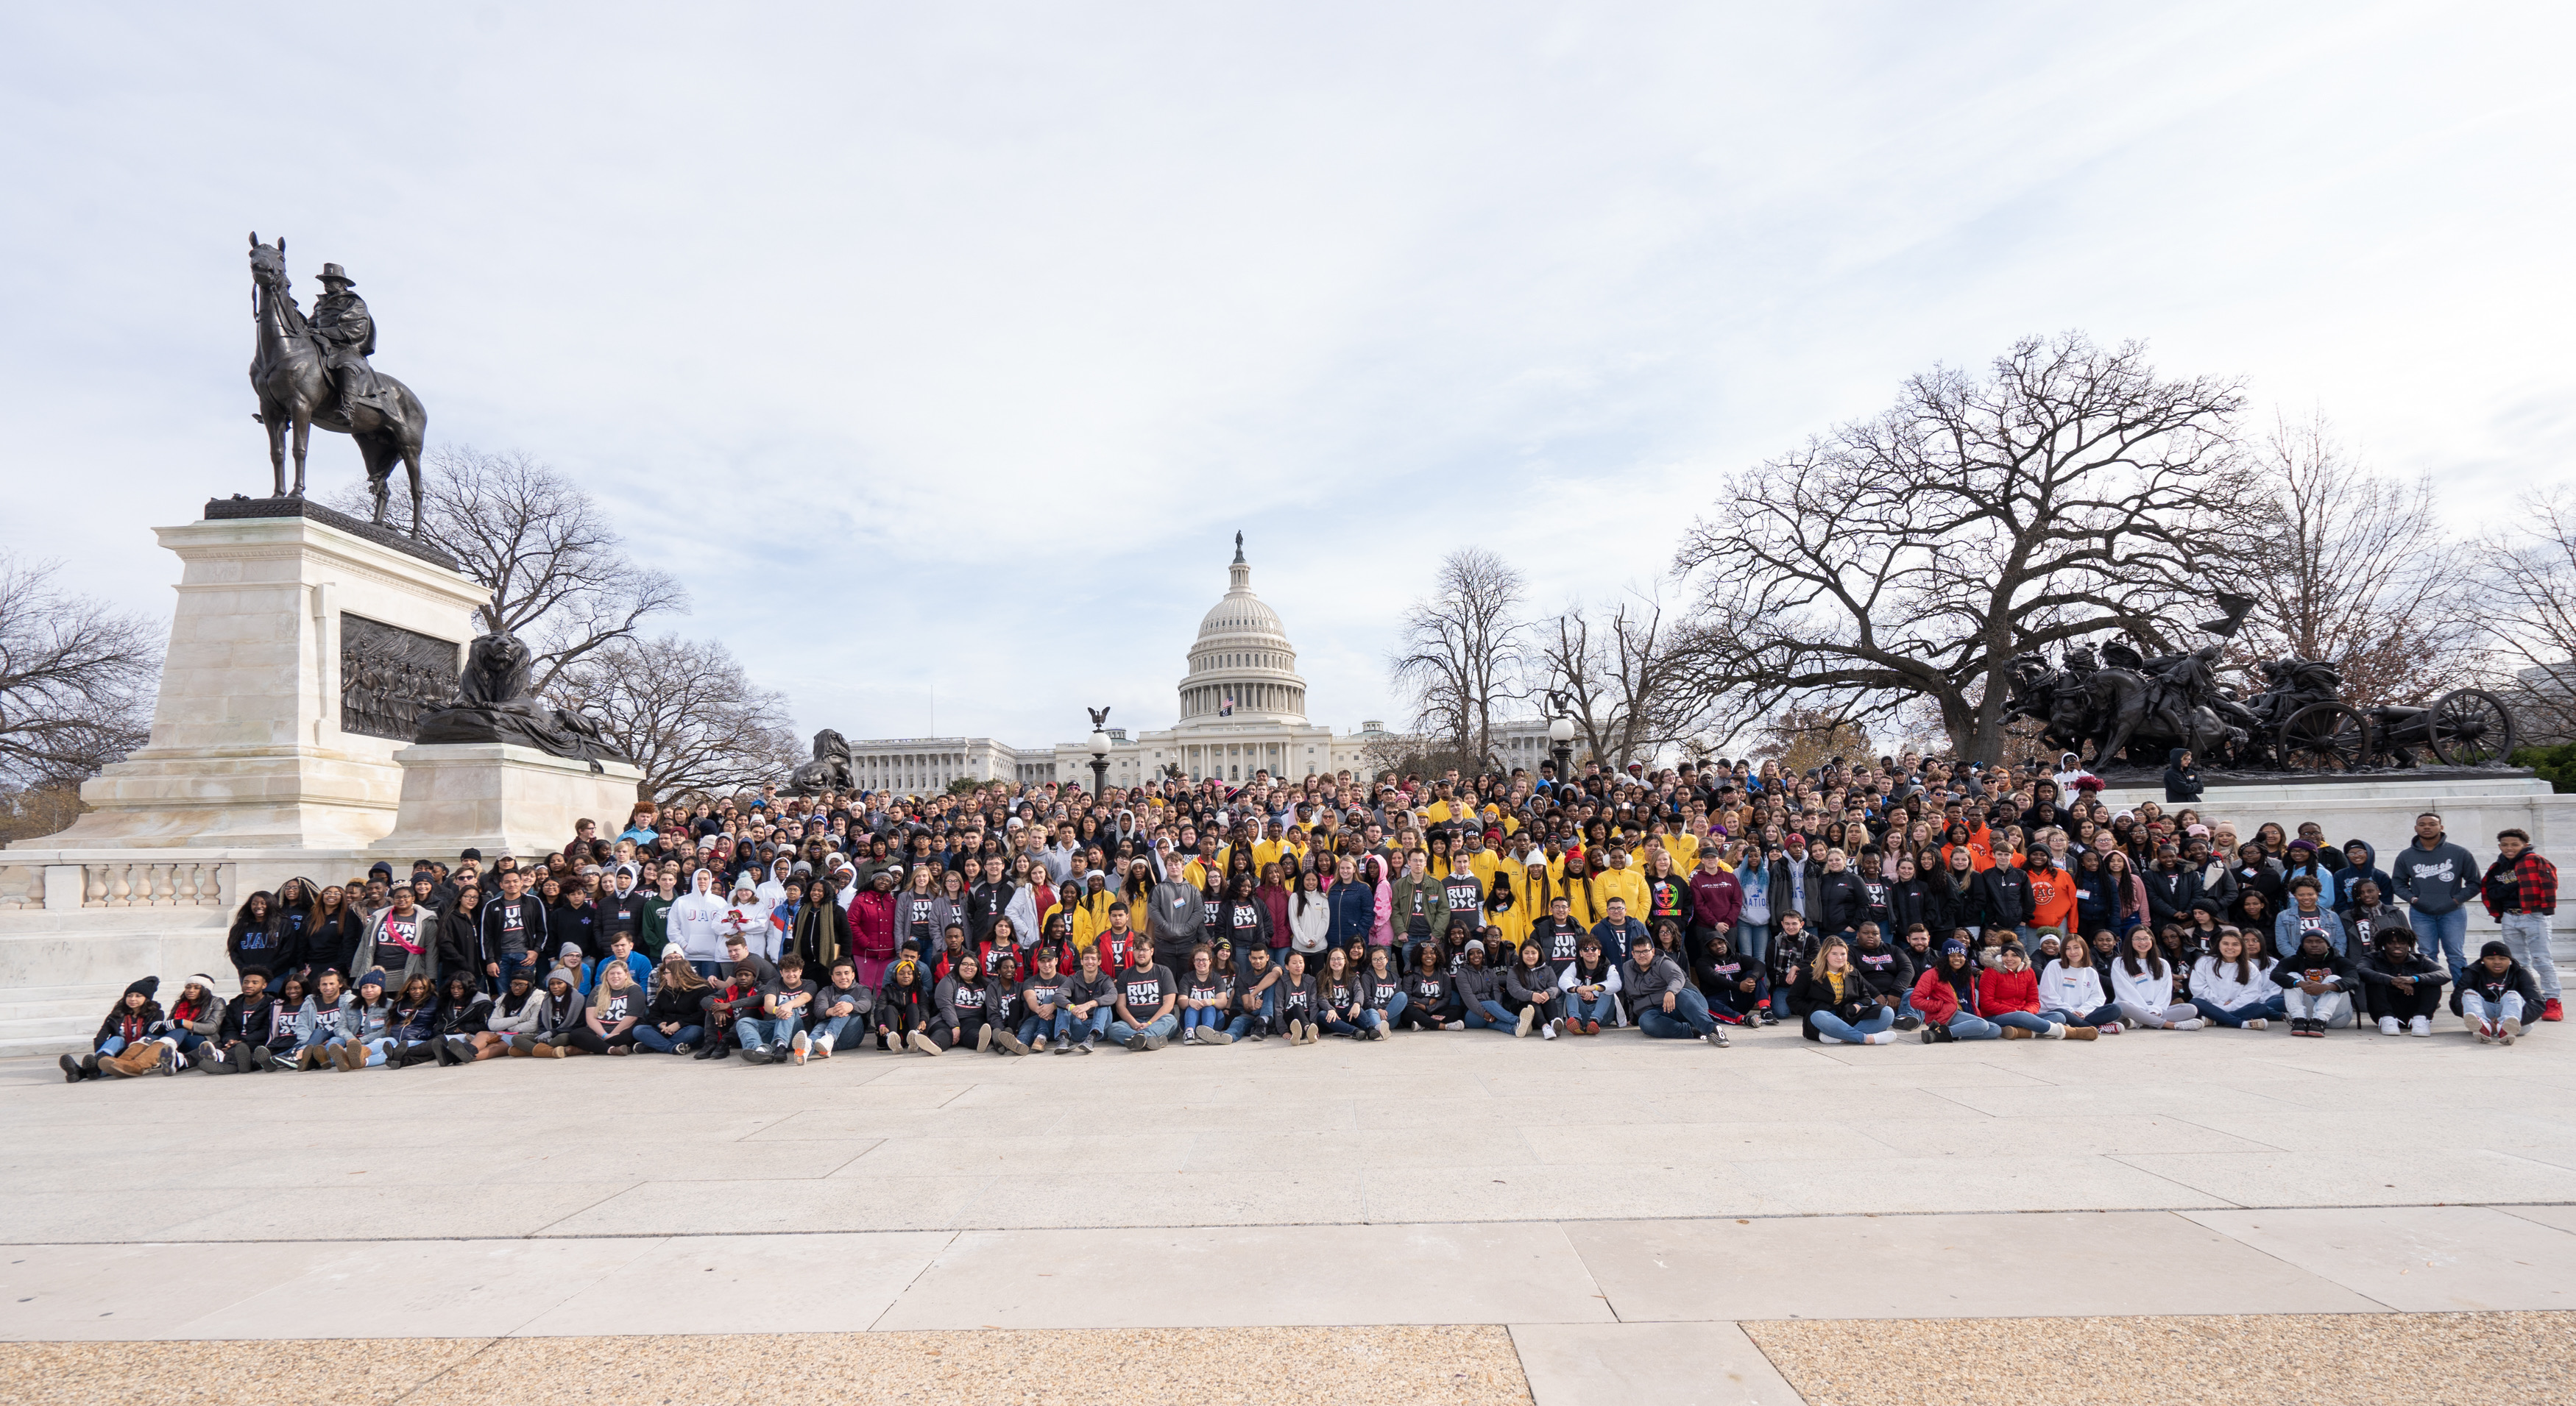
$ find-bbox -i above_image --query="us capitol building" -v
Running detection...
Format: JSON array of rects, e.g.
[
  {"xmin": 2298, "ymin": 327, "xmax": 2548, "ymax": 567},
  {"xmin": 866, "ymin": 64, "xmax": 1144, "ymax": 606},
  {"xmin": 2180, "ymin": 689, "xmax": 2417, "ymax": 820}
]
[{"xmin": 840, "ymin": 538, "xmax": 1508, "ymax": 793}]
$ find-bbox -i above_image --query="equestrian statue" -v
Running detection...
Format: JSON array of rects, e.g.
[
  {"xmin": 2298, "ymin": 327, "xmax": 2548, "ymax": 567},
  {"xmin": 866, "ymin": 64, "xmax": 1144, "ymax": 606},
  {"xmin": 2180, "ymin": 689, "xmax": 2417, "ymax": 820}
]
[{"xmin": 244, "ymin": 233, "xmax": 430, "ymax": 535}]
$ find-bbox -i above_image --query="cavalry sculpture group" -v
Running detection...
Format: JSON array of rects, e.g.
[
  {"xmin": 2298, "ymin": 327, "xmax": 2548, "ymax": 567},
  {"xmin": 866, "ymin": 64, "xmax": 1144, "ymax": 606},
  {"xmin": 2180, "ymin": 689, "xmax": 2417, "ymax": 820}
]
[{"xmin": 2003, "ymin": 637, "xmax": 2515, "ymax": 774}]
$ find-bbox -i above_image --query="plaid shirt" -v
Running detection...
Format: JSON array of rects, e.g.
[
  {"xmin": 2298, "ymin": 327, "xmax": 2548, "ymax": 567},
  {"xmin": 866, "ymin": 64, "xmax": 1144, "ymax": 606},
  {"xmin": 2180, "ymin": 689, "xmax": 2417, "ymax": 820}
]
[{"xmin": 2482, "ymin": 851, "xmax": 2558, "ymax": 917}]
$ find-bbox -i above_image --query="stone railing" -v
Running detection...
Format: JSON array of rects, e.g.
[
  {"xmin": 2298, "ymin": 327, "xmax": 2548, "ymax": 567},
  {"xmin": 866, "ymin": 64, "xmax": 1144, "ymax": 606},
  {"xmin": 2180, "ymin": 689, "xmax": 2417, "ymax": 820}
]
[{"xmin": 0, "ymin": 858, "xmax": 234, "ymax": 912}]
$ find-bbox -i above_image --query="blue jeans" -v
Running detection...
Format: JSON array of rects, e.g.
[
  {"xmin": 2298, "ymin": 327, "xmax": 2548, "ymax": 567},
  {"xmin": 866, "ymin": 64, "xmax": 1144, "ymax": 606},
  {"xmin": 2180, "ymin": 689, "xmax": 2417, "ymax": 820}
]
[
  {"xmin": 1565, "ymin": 990, "xmax": 1617, "ymax": 1025},
  {"xmin": 2191, "ymin": 995, "xmax": 2285, "ymax": 1028},
  {"xmin": 736, "ymin": 1015, "xmax": 799, "ymax": 1048},
  {"xmin": 1992, "ymin": 1010, "xmax": 2056, "ymax": 1035},
  {"xmin": 1462, "ymin": 998, "xmax": 1515, "ymax": 1032},
  {"xmin": 1107, "ymin": 1012, "xmax": 1179, "ymax": 1044},
  {"xmin": 1734, "ymin": 920, "xmax": 1770, "ymax": 965},
  {"xmin": 2041, "ymin": 1004, "xmax": 2126, "ymax": 1029},
  {"xmin": 1708, "ymin": 976, "xmax": 1767, "ymax": 1021},
  {"xmin": 1320, "ymin": 1011, "xmax": 1364, "ymax": 1036},
  {"xmin": 2409, "ymin": 906, "xmax": 2469, "ymax": 982},
  {"xmin": 1638, "ymin": 986, "xmax": 1717, "ymax": 1038},
  {"xmin": 1016, "ymin": 1012, "xmax": 1056, "ymax": 1045},
  {"xmin": 359, "ymin": 1036, "xmax": 395, "ymax": 1066},
  {"xmin": 1946, "ymin": 1013, "xmax": 2003, "ymax": 1040},
  {"xmin": 813, "ymin": 1014, "xmax": 867, "ymax": 1047},
  {"xmin": 1380, "ymin": 990, "xmax": 1408, "ymax": 1024},
  {"xmin": 632, "ymin": 1023, "xmax": 702, "ymax": 1052},
  {"xmin": 1809, "ymin": 1006, "xmax": 1895, "ymax": 1042},
  {"xmin": 1181, "ymin": 1006, "xmax": 1223, "ymax": 1034},
  {"xmin": 1059, "ymin": 1008, "xmax": 1111, "ymax": 1044},
  {"xmin": 96, "ymin": 1035, "xmax": 129, "ymax": 1056},
  {"xmin": 1225, "ymin": 985, "xmax": 1278, "ymax": 1038}
]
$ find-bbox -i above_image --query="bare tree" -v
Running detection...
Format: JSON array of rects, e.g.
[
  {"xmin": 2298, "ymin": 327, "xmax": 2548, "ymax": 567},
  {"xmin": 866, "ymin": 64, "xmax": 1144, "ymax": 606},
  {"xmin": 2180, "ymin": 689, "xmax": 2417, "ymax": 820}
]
[
  {"xmin": 1674, "ymin": 333, "xmax": 2260, "ymax": 764},
  {"xmin": 2229, "ymin": 413, "xmax": 2475, "ymax": 709},
  {"xmin": 1390, "ymin": 547, "xmax": 1527, "ymax": 767},
  {"xmin": 337, "ymin": 446, "xmax": 684, "ymax": 695},
  {"xmin": 0, "ymin": 553, "xmax": 160, "ymax": 791},
  {"xmin": 1531, "ymin": 586, "xmax": 1727, "ymax": 770},
  {"xmin": 1748, "ymin": 703, "xmax": 1875, "ymax": 776},
  {"xmin": 2482, "ymin": 486, "xmax": 2576, "ymax": 745},
  {"xmin": 548, "ymin": 633, "xmax": 798, "ymax": 801}
]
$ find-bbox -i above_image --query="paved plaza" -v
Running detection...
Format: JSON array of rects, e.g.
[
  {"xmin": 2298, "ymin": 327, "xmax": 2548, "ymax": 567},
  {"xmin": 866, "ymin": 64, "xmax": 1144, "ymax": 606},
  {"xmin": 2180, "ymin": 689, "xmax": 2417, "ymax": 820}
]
[{"xmin": 3, "ymin": 1018, "xmax": 2574, "ymax": 1402}]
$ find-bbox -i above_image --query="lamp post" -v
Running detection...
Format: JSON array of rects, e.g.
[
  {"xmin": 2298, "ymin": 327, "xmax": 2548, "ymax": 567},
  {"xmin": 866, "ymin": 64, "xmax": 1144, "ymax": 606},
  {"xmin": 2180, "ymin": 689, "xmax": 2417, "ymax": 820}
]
[
  {"xmin": 1547, "ymin": 712, "xmax": 1576, "ymax": 785},
  {"xmin": 1088, "ymin": 721, "xmax": 1113, "ymax": 800}
]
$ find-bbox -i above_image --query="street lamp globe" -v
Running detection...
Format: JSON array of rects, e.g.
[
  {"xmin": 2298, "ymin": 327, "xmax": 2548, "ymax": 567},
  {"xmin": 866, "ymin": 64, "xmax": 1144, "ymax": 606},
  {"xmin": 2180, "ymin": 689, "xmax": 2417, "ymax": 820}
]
[
  {"xmin": 1089, "ymin": 728, "xmax": 1111, "ymax": 754},
  {"xmin": 1546, "ymin": 714, "xmax": 1575, "ymax": 745}
]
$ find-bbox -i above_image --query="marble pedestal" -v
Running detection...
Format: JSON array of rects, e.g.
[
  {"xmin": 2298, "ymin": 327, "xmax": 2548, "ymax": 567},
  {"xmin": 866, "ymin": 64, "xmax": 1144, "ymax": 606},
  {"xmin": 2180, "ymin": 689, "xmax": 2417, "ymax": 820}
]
[
  {"xmin": 42, "ymin": 510, "xmax": 486, "ymax": 851},
  {"xmin": 372, "ymin": 743, "xmax": 645, "ymax": 863}
]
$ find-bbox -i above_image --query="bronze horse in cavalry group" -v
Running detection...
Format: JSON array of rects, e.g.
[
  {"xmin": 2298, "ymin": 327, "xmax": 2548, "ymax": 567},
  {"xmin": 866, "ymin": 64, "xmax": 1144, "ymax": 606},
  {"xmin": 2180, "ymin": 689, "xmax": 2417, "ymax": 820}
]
[{"xmin": 245, "ymin": 233, "xmax": 429, "ymax": 536}]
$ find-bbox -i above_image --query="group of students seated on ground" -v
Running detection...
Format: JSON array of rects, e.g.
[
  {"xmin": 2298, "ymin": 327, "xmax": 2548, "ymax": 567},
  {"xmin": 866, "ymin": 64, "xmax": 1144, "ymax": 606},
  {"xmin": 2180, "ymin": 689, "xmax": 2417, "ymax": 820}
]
[{"xmin": 59, "ymin": 903, "xmax": 2547, "ymax": 1078}]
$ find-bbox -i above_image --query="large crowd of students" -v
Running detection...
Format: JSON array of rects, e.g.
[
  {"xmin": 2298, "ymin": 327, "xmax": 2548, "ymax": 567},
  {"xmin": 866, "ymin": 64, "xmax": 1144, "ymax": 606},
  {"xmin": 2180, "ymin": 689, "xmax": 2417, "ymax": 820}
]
[{"xmin": 58, "ymin": 750, "xmax": 2561, "ymax": 1081}]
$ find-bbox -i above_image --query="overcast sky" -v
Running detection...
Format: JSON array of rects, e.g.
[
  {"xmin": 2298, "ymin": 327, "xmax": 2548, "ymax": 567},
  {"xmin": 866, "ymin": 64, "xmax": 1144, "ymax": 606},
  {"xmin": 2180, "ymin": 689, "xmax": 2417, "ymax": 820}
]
[{"xmin": 4, "ymin": 1, "xmax": 2569, "ymax": 752}]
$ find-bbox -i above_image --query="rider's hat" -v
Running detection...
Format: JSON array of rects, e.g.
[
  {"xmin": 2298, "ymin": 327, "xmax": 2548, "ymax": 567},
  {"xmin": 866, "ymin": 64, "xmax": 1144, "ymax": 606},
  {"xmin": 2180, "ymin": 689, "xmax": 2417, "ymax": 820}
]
[{"xmin": 317, "ymin": 263, "xmax": 355, "ymax": 286}]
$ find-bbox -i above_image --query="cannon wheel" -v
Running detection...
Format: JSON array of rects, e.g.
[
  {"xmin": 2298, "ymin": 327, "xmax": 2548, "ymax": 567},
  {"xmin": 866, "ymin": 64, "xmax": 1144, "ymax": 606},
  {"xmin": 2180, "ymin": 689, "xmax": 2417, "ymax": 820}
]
[
  {"xmin": 2280, "ymin": 702, "xmax": 2372, "ymax": 773},
  {"xmin": 2428, "ymin": 688, "xmax": 2515, "ymax": 767}
]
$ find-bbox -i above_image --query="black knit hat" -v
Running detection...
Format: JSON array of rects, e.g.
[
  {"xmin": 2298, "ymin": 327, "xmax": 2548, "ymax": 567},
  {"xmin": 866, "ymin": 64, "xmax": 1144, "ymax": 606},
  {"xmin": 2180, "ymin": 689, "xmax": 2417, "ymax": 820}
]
[
  {"xmin": 124, "ymin": 976, "xmax": 159, "ymax": 999},
  {"xmin": 2480, "ymin": 940, "xmax": 2513, "ymax": 960}
]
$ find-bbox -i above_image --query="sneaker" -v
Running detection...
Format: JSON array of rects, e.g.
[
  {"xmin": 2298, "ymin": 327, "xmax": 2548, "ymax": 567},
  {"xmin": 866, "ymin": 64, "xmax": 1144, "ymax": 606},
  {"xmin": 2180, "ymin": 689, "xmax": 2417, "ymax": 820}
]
[
  {"xmin": 1540, "ymin": 1020, "xmax": 1557, "ymax": 1041},
  {"xmin": 791, "ymin": 1031, "xmax": 812, "ymax": 1065},
  {"xmin": 2172, "ymin": 1019, "xmax": 2205, "ymax": 1032},
  {"xmin": 2379, "ymin": 1016, "xmax": 2402, "ymax": 1037},
  {"xmin": 1181, "ymin": 1028, "xmax": 1197, "ymax": 1045},
  {"xmin": 673, "ymin": 1043, "xmax": 694, "ymax": 1057},
  {"xmin": 1369, "ymin": 1026, "xmax": 1386, "ymax": 1040},
  {"xmin": 1705, "ymin": 1027, "xmax": 1729, "ymax": 1047},
  {"xmin": 1200, "ymin": 1029, "xmax": 1234, "ymax": 1045},
  {"xmin": 2500, "ymin": 1018, "xmax": 2522, "ymax": 1045},
  {"xmin": 994, "ymin": 1031, "xmax": 1027, "ymax": 1055},
  {"xmin": 266, "ymin": 1049, "xmax": 298, "ymax": 1071},
  {"xmin": 1074, "ymin": 1040, "xmax": 1094, "ymax": 1054},
  {"xmin": 1548, "ymin": 1018, "xmax": 1567, "ymax": 1037},
  {"xmin": 2243, "ymin": 1019, "xmax": 2266, "ymax": 1031},
  {"xmin": 814, "ymin": 1035, "xmax": 834, "ymax": 1059},
  {"xmin": 609, "ymin": 1043, "xmax": 631, "ymax": 1056},
  {"xmin": 2474, "ymin": 1020, "xmax": 2495, "ymax": 1044},
  {"xmin": 908, "ymin": 1029, "xmax": 943, "ymax": 1057},
  {"xmin": 2547, "ymin": 998, "xmax": 2565, "ymax": 1023},
  {"xmin": 1287, "ymin": 1019, "xmax": 1306, "ymax": 1043},
  {"xmin": 2407, "ymin": 1016, "xmax": 2432, "ymax": 1037},
  {"xmin": 1515, "ymin": 1006, "xmax": 1535, "ymax": 1038},
  {"xmin": 740, "ymin": 1045, "xmax": 770, "ymax": 1065},
  {"xmin": 1052, "ymin": 1038, "xmax": 1072, "ymax": 1055},
  {"xmin": 1862, "ymin": 1031, "xmax": 1899, "ymax": 1045},
  {"xmin": 1031, "ymin": 1036, "xmax": 1048, "ymax": 1053},
  {"xmin": 1443, "ymin": 1020, "xmax": 1465, "ymax": 1032},
  {"xmin": 1892, "ymin": 1015, "xmax": 1921, "ymax": 1032},
  {"xmin": 2098, "ymin": 1022, "xmax": 2123, "ymax": 1034},
  {"xmin": 1140, "ymin": 1032, "xmax": 1167, "ymax": 1051},
  {"xmin": 975, "ymin": 1026, "xmax": 992, "ymax": 1053},
  {"xmin": 1583, "ymin": 1020, "xmax": 1601, "ymax": 1035}
]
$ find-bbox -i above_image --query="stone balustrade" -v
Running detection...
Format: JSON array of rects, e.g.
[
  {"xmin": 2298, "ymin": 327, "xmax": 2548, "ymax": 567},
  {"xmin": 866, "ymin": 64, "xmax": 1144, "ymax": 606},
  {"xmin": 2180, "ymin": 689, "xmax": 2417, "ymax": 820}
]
[{"xmin": 0, "ymin": 857, "xmax": 234, "ymax": 912}]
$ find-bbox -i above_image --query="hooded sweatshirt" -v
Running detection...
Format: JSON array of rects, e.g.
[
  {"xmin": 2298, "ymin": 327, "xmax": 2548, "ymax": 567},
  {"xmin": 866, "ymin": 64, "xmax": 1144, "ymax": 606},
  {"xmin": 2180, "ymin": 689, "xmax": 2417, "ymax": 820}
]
[
  {"xmin": 667, "ymin": 870, "xmax": 732, "ymax": 965},
  {"xmin": 2391, "ymin": 831, "xmax": 2480, "ymax": 915}
]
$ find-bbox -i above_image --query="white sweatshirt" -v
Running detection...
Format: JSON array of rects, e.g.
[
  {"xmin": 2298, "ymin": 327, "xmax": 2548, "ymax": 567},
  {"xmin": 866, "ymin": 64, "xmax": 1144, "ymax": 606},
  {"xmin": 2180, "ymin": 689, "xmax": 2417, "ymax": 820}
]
[
  {"xmin": 2108, "ymin": 954, "xmax": 2182, "ymax": 1010},
  {"xmin": 666, "ymin": 870, "xmax": 732, "ymax": 965},
  {"xmin": 2037, "ymin": 959, "xmax": 2105, "ymax": 1014},
  {"xmin": 2189, "ymin": 954, "xmax": 2275, "ymax": 1009}
]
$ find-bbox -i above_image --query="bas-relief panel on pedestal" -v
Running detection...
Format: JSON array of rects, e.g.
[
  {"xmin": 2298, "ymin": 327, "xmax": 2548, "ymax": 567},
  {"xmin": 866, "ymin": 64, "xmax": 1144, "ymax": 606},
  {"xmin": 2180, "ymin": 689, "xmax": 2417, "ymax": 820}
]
[{"xmin": 339, "ymin": 613, "xmax": 459, "ymax": 742}]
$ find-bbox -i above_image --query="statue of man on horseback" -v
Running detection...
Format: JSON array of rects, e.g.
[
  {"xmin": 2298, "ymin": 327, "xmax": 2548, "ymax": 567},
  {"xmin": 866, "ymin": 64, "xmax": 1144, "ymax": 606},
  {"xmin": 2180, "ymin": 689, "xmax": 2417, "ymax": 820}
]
[{"xmin": 245, "ymin": 234, "xmax": 429, "ymax": 536}]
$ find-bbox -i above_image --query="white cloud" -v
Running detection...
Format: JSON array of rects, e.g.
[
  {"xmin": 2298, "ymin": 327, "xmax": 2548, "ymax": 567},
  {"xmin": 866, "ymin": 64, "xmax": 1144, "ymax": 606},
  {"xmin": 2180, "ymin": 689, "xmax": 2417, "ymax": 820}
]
[{"xmin": 2, "ymin": 0, "xmax": 2567, "ymax": 753}]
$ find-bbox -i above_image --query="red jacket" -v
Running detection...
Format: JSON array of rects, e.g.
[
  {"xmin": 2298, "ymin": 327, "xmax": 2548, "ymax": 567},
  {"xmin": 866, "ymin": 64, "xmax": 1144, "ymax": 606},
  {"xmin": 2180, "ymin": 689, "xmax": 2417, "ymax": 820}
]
[
  {"xmin": 1976, "ymin": 965, "xmax": 2042, "ymax": 1016},
  {"xmin": 2483, "ymin": 851, "xmax": 2558, "ymax": 918},
  {"xmin": 1911, "ymin": 966, "xmax": 1972, "ymax": 1024},
  {"xmin": 849, "ymin": 887, "xmax": 897, "ymax": 962}
]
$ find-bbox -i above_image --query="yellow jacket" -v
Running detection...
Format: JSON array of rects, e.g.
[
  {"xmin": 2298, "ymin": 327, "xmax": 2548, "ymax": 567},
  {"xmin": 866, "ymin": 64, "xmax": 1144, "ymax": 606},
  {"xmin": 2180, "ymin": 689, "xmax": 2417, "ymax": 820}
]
[{"xmin": 1593, "ymin": 864, "xmax": 1650, "ymax": 924}]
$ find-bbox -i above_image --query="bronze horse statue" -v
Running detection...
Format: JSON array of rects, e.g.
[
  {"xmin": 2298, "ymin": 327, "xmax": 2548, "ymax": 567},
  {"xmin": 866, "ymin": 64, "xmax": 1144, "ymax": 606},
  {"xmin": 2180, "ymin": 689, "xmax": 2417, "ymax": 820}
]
[{"xmin": 246, "ymin": 233, "xmax": 428, "ymax": 535}]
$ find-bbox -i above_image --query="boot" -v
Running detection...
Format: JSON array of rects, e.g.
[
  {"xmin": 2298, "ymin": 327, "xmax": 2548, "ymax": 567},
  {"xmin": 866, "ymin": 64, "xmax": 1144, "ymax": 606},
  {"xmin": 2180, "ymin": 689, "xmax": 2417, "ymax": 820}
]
[
  {"xmin": 58, "ymin": 1054, "xmax": 86, "ymax": 1083},
  {"xmin": 2001, "ymin": 1026, "xmax": 2032, "ymax": 1040},
  {"xmin": 102, "ymin": 1043, "xmax": 161, "ymax": 1078},
  {"xmin": 2061, "ymin": 1023, "xmax": 2098, "ymax": 1041}
]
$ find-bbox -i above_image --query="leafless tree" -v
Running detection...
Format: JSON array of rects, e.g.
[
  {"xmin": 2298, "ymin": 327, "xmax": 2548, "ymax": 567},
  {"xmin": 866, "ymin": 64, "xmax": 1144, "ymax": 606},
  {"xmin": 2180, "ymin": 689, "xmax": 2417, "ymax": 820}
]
[
  {"xmin": 2229, "ymin": 413, "xmax": 2475, "ymax": 709},
  {"xmin": 1390, "ymin": 547, "xmax": 1528, "ymax": 767},
  {"xmin": 1673, "ymin": 333, "xmax": 2261, "ymax": 764},
  {"xmin": 337, "ymin": 446, "xmax": 684, "ymax": 695},
  {"xmin": 2481, "ymin": 486, "xmax": 2576, "ymax": 745},
  {"xmin": 548, "ymin": 633, "xmax": 798, "ymax": 801},
  {"xmin": 1747, "ymin": 703, "xmax": 1875, "ymax": 775},
  {"xmin": 0, "ymin": 553, "xmax": 160, "ymax": 790},
  {"xmin": 1531, "ymin": 586, "xmax": 1727, "ymax": 770}
]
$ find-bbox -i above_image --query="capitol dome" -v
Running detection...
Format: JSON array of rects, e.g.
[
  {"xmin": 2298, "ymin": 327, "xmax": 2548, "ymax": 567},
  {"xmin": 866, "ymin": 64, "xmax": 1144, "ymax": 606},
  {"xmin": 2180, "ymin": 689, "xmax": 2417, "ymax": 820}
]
[{"xmin": 1178, "ymin": 534, "xmax": 1306, "ymax": 728}]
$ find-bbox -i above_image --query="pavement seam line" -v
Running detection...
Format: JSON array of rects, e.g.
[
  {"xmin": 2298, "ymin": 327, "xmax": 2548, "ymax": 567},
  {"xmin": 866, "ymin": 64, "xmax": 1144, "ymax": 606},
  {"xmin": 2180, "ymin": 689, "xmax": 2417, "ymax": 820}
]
[
  {"xmin": 865, "ymin": 1229, "xmax": 960, "ymax": 1332},
  {"xmin": 2099, "ymin": 1150, "xmax": 2252, "ymax": 1209},
  {"xmin": 2171, "ymin": 1209, "xmax": 2405, "ymax": 1314}
]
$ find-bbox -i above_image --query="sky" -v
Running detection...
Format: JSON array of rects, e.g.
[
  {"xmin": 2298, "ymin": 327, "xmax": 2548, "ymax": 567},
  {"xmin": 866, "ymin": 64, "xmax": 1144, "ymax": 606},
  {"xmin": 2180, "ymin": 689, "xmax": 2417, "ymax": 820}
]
[{"xmin": 4, "ymin": 1, "xmax": 2570, "ymax": 753}]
